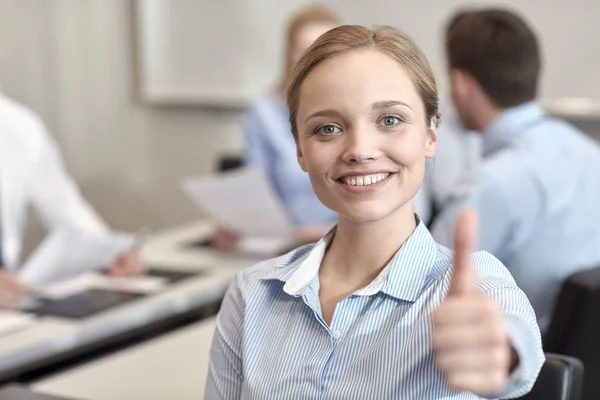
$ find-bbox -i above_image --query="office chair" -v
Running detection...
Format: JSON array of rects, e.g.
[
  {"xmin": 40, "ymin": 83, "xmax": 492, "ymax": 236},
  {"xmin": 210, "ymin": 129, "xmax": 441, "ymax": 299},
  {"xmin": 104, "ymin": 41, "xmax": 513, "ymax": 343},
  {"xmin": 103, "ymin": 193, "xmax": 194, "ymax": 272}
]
[
  {"xmin": 543, "ymin": 265, "xmax": 600, "ymax": 400},
  {"xmin": 516, "ymin": 353, "xmax": 583, "ymax": 400}
]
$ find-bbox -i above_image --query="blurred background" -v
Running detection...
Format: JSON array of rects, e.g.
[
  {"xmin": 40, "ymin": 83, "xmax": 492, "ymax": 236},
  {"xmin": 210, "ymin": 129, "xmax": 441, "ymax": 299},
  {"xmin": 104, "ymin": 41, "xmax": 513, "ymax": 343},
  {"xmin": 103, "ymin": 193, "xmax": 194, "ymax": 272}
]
[
  {"xmin": 2, "ymin": 1, "xmax": 600, "ymax": 399},
  {"xmin": 1, "ymin": 0, "xmax": 598, "ymax": 251}
]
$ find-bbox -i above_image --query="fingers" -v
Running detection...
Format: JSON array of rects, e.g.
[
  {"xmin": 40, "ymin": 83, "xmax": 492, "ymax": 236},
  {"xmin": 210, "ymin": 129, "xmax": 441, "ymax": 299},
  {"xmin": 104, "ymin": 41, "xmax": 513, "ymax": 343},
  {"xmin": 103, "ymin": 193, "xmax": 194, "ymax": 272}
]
[
  {"xmin": 212, "ymin": 226, "xmax": 240, "ymax": 251},
  {"xmin": 107, "ymin": 249, "xmax": 146, "ymax": 277},
  {"xmin": 437, "ymin": 347, "xmax": 510, "ymax": 373},
  {"xmin": 433, "ymin": 296, "xmax": 502, "ymax": 325},
  {"xmin": 0, "ymin": 272, "xmax": 29, "ymax": 308},
  {"xmin": 445, "ymin": 369, "xmax": 509, "ymax": 395},
  {"xmin": 433, "ymin": 293, "xmax": 511, "ymax": 396},
  {"xmin": 433, "ymin": 312, "xmax": 508, "ymax": 351},
  {"xmin": 0, "ymin": 294, "xmax": 20, "ymax": 308},
  {"xmin": 0, "ymin": 271, "xmax": 28, "ymax": 294},
  {"xmin": 434, "ymin": 322, "xmax": 507, "ymax": 350},
  {"xmin": 124, "ymin": 250, "xmax": 146, "ymax": 275},
  {"xmin": 449, "ymin": 209, "xmax": 479, "ymax": 296}
]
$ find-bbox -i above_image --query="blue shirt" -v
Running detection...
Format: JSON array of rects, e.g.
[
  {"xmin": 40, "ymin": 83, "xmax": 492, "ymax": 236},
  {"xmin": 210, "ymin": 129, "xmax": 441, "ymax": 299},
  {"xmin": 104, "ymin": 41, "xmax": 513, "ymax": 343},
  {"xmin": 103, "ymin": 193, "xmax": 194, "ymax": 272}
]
[
  {"xmin": 243, "ymin": 94, "xmax": 338, "ymax": 227},
  {"xmin": 431, "ymin": 102, "xmax": 600, "ymax": 332},
  {"xmin": 243, "ymin": 94, "xmax": 432, "ymax": 226},
  {"xmin": 428, "ymin": 108, "xmax": 482, "ymax": 210},
  {"xmin": 205, "ymin": 220, "xmax": 544, "ymax": 399}
]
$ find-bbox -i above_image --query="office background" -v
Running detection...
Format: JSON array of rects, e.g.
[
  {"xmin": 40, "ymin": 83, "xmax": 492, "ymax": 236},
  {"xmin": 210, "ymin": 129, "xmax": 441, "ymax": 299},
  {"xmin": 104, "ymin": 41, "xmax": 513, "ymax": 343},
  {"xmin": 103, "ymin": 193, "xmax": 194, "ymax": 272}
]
[{"xmin": 1, "ymin": 0, "xmax": 599, "ymax": 254}]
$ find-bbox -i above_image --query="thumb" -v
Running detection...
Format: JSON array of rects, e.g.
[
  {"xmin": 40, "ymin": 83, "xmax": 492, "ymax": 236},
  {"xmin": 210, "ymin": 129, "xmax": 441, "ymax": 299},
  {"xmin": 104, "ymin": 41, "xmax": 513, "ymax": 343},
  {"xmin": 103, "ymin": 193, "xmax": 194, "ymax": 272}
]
[{"xmin": 449, "ymin": 209, "xmax": 479, "ymax": 296}]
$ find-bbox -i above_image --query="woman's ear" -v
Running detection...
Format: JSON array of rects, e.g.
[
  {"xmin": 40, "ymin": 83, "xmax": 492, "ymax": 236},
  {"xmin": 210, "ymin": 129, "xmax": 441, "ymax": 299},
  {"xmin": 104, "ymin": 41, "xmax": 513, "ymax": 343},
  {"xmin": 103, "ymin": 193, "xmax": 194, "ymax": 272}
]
[
  {"xmin": 425, "ymin": 116, "xmax": 439, "ymax": 158},
  {"xmin": 297, "ymin": 142, "xmax": 308, "ymax": 172}
]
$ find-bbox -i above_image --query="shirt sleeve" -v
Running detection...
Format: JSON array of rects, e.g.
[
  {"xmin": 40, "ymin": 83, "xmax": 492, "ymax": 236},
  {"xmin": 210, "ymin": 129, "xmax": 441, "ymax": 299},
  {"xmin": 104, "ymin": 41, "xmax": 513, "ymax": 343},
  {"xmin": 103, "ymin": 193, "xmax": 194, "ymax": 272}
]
[
  {"xmin": 29, "ymin": 120, "xmax": 108, "ymax": 234},
  {"xmin": 472, "ymin": 252, "xmax": 545, "ymax": 399},
  {"xmin": 205, "ymin": 275, "xmax": 246, "ymax": 399},
  {"xmin": 243, "ymin": 102, "xmax": 273, "ymax": 170},
  {"xmin": 242, "ymin": 101, "xmax": 287, "ymax": 203},
  {"xmin": 431, "ymin": 152, "xmax": 545, "ymax": 264},
  {"xmin": 429, "ymin": 110, "xmax": 482, "ymax": 209}
]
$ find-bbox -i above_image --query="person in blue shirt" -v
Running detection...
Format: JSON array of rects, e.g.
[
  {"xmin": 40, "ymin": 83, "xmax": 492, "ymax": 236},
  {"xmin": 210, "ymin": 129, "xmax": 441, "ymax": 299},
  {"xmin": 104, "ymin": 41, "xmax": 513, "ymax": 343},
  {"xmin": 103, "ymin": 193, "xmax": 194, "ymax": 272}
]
[
  {"xmin": 431, "ymin": 8, "xmax": 600, "ymax": 333},
  {"xmin": 427, "ymin": 108, "xmax": 482, "ymax": 215},
  {"xmin": 206, "ymin": 25, "xmax": 543, "ymax": 399}
]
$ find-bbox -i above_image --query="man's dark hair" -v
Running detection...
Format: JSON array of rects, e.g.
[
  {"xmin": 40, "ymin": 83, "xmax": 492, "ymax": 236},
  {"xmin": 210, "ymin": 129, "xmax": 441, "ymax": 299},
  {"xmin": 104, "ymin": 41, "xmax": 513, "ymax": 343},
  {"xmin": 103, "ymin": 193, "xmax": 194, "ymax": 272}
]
[{"xmin": 446, "ymin": 8, "xmax": 541, "ymax": 107}]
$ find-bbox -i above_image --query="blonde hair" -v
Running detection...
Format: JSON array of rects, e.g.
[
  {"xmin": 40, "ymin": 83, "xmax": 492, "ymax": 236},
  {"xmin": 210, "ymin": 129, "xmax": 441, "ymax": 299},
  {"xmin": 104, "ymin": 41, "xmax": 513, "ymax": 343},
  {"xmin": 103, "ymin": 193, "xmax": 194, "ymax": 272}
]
[
  {"xmin": 279, "ymin": 5, "xmax": 340, "ymax": 91},
  {"xmin": 285, "ymin": 5, "xmax": 340, "ymax": 48},
  {"xmin": 286, "ymin": 25, "xmax": 440, "ymax": 139}
]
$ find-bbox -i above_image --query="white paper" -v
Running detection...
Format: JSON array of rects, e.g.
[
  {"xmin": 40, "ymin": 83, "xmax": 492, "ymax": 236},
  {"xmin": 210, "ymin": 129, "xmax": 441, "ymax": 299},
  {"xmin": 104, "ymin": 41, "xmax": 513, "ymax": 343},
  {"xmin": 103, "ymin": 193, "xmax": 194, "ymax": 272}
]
[
  {"xmin": 181, "ymin": 168, "xmax": 293, "ymax": 237},
  {"xmin": 36, "ymin": 273, "xmax": 168, "ymax": 300},
  {"xmin": 19, "ymin": 229, "xmax": 136, "ymax": 289},
  {"xmin": 35, "ymin": 273, "xmax": 106, "ymax": 300},
  {"xmin": 237, "ymin": 236, "xmax": 292, "ymax": 255},
  {"xmin": 95, "ymin": 275, "xmax": 167, "ymax": 294},
  {"xmin": 0, "ymin": 310, "xmax": 37, "ymax": 338}
]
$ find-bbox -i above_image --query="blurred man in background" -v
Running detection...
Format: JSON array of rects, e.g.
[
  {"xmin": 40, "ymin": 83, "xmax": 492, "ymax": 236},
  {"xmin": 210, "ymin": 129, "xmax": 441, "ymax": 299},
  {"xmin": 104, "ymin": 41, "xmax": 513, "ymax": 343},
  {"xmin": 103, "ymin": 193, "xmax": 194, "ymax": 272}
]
[
  {"xmin": 0, "ymin": 49, "xmax": 143, "ymax": 308},
  {"xmin": 432, "ymin": 8, "xmax": 600, "ymax": 332}
]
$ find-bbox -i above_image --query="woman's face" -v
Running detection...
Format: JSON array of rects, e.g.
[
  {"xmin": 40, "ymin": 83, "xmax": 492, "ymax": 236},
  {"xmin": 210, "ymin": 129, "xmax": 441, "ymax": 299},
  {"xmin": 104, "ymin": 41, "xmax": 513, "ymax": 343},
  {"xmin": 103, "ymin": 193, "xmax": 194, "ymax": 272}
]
[{"xmin": 295, "ymin": 49, "xmax": 438, "ymax": 225}]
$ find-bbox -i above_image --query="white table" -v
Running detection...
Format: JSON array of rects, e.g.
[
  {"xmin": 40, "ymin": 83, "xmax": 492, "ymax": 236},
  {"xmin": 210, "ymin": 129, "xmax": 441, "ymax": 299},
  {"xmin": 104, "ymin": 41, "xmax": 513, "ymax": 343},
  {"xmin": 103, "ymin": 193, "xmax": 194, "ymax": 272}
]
[
  {"xmin": 33, "ymin": 318, "xmax": 217, "ymax": 400},
  {"xmin": 0, "ymin": 220, "xmax": 263, "ymax": 384}
]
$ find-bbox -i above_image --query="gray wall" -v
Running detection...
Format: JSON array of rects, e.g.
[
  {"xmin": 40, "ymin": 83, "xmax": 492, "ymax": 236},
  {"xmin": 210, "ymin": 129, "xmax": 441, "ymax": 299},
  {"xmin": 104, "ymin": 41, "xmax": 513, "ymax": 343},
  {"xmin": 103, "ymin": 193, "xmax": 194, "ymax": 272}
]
[
  {"xmin": 0, "ymin": 0, "xmax": 244, "ymax": 238},
  {"xmin": 1, "ymin": 0, "xmax": 599, "ymax": 255}
]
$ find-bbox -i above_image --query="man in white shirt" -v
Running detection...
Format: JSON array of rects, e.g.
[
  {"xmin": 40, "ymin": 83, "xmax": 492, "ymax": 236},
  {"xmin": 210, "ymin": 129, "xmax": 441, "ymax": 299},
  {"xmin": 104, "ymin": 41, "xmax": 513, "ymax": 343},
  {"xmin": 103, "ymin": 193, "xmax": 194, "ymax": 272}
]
[{"xmin": 0, "ymin": 93, "xmax": 143, "ymax": 308}]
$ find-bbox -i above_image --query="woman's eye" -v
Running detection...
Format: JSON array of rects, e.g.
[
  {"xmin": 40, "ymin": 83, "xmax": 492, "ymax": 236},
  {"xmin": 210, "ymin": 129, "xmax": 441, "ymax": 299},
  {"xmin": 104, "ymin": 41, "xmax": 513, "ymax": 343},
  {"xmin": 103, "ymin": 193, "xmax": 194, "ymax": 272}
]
[
  {"xmin": 316, "ymin": 124, "xmax": 341, "ymax": 135},
  {"xmin": 380, "ymin": 116, "xmax": 401, "ymax": 127}
]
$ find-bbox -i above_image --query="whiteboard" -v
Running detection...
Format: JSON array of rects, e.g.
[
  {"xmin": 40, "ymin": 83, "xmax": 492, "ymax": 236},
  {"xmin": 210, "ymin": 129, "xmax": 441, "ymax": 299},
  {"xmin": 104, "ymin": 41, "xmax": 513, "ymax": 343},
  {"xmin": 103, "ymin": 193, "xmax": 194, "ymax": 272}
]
[
  {"xmin": 135, "ymin": 0, "xmax": 310, "ymax": 108},
  {"xmin": 135, "ymin": 0, "xmax": 600, "ymax": 114}
]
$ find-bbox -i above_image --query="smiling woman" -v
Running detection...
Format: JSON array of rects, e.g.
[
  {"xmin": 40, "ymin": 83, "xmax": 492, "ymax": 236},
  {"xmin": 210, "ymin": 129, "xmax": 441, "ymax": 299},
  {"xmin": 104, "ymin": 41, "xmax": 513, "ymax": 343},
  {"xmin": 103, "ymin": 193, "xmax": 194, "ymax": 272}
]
[
  {"xmin": 289, "ymin": 27, "xmax": 439, "ymax": 229},
  {"xmin": 205, "ymin": 25, "xmax": 544, "ymax": 400}
]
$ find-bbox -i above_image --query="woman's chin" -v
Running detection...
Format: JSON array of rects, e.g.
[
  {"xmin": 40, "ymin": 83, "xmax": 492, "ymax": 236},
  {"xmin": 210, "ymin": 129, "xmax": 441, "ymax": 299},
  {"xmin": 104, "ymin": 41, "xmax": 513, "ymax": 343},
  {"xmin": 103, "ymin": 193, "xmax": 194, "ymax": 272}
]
[
  {"xmin": 337, "ymin": 207, "xmax": 395, "ymax": 225},
  {"xmin": 333, "ymin": 200, "xmax": 415, "ymax": 226}
]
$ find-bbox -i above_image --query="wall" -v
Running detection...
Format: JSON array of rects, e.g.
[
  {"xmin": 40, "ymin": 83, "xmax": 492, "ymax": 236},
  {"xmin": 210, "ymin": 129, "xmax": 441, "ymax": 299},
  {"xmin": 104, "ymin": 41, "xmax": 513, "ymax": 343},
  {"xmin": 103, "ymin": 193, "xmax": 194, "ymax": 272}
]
[
  {"xmin": 0, "ymin": 0, "xmax": 244, "ymax": 242},
  {"xmin": 1, "ymin": 0, "xmax": 599, "ymax": 256},
  {"xmin": 136, "ymin": 0, "xmax": 600, "ymax": 109}
]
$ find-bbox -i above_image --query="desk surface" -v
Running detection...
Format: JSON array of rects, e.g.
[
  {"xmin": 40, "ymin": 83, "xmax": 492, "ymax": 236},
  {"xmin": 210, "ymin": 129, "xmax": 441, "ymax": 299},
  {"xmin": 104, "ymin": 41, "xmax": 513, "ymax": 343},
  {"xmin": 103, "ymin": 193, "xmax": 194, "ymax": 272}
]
[
  {"xmin": 33, "ymin": 318, "xmax": 217, "ymax": 400},
  {"xmin": 0, "ymin": 220, "xmax": 261, "ymax": 384}
]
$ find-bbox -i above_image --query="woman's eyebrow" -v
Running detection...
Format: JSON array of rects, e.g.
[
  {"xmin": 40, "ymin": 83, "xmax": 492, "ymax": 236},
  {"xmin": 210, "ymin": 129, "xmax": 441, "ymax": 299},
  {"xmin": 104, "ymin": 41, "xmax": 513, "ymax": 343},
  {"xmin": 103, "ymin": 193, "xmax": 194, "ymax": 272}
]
[
  {"xmin": 305, "ymin": 109, "xmax": 341, "ymax": 123},
  {"xmin": 372, "ymin": 100, "xmax": 412, "ymax": 110}
]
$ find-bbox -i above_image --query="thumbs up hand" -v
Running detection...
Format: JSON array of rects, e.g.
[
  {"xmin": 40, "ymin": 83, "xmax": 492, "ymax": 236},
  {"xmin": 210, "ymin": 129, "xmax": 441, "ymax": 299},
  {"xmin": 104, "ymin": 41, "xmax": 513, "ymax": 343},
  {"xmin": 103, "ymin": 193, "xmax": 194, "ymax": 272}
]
[{"xmin": 432, "ymin": 210, "xmax": 513, "ymax": 396}]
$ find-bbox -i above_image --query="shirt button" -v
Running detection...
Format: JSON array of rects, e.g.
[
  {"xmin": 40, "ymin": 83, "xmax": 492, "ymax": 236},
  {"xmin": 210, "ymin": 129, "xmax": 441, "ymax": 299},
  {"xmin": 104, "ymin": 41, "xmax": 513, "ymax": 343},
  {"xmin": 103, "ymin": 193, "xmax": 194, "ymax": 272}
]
[{"xmin": 332, "ymin": 330, "xmax": 341, "ymax": 339}]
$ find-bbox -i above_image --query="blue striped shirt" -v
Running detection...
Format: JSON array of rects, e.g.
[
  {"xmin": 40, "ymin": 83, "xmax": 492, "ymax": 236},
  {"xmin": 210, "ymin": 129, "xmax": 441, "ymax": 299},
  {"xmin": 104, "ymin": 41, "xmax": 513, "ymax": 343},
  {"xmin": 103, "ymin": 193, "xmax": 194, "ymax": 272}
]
[{"xmin": 205, "ymin": 220, "xmax": 544, "ymax": 399}]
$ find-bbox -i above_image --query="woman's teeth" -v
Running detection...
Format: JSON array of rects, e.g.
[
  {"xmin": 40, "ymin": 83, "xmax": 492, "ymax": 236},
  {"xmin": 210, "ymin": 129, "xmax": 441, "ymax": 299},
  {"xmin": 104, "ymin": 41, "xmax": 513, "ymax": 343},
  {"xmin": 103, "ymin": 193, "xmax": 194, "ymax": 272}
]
[{"xmin": 341, "ymin": 173, "xmax": 390, "ymax": 186}]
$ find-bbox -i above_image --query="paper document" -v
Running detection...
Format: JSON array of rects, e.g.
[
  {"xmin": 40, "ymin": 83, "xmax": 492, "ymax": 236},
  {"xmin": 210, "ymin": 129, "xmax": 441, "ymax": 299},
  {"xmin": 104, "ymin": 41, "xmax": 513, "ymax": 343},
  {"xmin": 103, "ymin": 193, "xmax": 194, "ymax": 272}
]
[
  {"xmin": 37, "ymin": 273, "xmax": 168, "ymax": 300},
  {"xmin": 181, "ymin": 167, "xmax": 293, "ymax": 237},
  {"xmin": 19, "ymin": 229, "xmax": 136, "ymax": 289},
  {"xmin": 237, "ymin": 236, "xmax": 292, "ymax": 255},
  {"xmin": 0, "ymin": 310, "xmax": 37, "ymax": 338},
  {"xmin": 34, "ymin": 273, "xmax": 105, "ymax": 300},
  {"xmin": 96, "ymin": 275, "xmax": 167, "ymax": 294}
]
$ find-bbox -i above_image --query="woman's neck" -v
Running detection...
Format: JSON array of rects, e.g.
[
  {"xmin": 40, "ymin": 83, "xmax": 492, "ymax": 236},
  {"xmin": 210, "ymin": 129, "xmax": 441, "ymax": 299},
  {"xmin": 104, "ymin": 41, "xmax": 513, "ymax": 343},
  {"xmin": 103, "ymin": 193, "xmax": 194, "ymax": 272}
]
[{"xmin": 322, "ymin": 204, "xmax": 417, "ymax": 284}]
